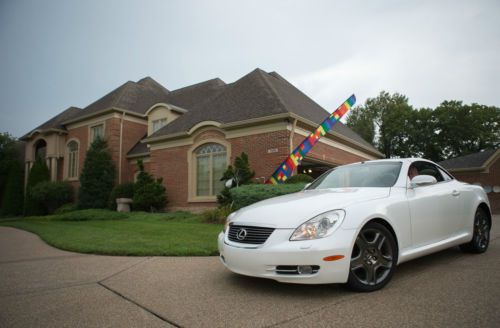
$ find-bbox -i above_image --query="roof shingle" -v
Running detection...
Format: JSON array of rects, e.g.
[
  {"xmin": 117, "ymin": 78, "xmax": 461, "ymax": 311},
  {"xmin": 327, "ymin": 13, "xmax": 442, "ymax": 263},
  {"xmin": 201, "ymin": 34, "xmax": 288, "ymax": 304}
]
[
  {"xmin": 439, "ymin": 149, "xmax": 498, "ymax": 170},
  {"xmin": 21, "ymin": 106, "xmax": 81, "ymax": 139}
]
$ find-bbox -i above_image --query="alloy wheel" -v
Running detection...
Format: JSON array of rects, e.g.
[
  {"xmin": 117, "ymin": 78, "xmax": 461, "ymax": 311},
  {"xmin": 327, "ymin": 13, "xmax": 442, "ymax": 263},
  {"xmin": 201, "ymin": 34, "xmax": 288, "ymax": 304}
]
[{"xmin": 350, "ymin": 228, "xmax": 394, "ymax": 286}]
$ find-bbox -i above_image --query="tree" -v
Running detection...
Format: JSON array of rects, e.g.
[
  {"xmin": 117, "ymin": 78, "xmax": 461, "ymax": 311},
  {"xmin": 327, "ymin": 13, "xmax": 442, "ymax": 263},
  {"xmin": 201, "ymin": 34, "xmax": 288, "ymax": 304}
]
[
  {"xmin": 24, "ymin": 156, "xmax": 50, "ymax": 215},
  {"xmin": 0, "ymin": 133, "xmax": 19, "ymax": 207},
  {"xmin": 1, "ymin": 160, "xmax": 24, "ymax": 216},
  {"xmin": 406, "ymin": 108, "xmax": 441, "ymax": 161},
  {"xmin": 346, "ymin": 91, "xmax": 414, "ymax": 158},
  {"xmin": 433, "ymin": 101, "xmax": 499, "ymax": 161},
  {"xmin": 217, "ymin": 152, "xmax": 255, "ymax": 207},
  {"xmin": 345, "ymin": 106, "xmax": 375, "ymax": 145},
  {"xmin": 78, "ymin": 137, "xmax": 116, "ymax": 209},
  {"xmin": 133, "ymin": 159, "xmax": 167, "ymax": 212}
]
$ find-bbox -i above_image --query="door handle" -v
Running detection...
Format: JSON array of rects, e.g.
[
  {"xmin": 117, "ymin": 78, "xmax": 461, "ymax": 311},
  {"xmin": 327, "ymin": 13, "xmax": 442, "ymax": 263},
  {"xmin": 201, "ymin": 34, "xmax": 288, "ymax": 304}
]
[{"xmin": 452, "ymin": 190, "xmax": 460, "ymax": 196}]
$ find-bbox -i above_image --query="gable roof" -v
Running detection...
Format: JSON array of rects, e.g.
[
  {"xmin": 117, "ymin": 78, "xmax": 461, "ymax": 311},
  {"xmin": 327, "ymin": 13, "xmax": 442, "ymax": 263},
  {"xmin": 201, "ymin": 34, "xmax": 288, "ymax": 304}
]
[
  {"xmin": 21, "ymin": 106, "xmax": 81, "ymax": 139},
  {"xmin": 148, "ymin": 68, "xmax": 379, "ymax": 154},
  {"xmin": 439, "ymin": 148, "xmax": 499, "ymax": 171}
]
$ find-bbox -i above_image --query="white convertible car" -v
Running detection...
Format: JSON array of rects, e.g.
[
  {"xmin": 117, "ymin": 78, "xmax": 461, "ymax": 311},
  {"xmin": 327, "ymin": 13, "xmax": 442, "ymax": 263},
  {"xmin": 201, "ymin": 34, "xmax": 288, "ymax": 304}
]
[{"xmin": 218, "ymin": 158, "xmax": 492, "ymax": 292}]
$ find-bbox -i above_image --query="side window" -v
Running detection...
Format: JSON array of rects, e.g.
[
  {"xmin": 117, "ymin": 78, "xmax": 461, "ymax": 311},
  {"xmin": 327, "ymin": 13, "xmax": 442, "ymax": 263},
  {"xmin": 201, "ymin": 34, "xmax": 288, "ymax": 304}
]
[
  {"xmin": 413, "ymin": 162, "xmax": 444, "ymax": 182},
  {"xmin": 438, "ymin": 167, "xmax": 453, "ymax": 181}
]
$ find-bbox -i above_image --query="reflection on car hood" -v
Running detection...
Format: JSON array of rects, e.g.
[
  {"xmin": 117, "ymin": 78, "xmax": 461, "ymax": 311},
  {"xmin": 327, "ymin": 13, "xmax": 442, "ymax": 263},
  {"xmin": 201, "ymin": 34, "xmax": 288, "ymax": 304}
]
[{"xmin": 232, "ymin": 187, "xmax": 391, "ymax": 229}]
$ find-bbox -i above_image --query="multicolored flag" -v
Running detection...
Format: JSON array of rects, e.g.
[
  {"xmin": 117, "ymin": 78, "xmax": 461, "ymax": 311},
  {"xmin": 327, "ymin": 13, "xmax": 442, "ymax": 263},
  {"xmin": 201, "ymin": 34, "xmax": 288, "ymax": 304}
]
[{"xmin": 266, "ymin": 94, "xmax": 356, "ymax": 184}]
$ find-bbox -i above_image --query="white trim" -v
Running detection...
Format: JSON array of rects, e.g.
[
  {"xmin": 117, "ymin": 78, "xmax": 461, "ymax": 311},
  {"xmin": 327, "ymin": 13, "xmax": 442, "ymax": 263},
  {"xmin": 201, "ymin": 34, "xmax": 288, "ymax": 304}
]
[
  {"xmin": 66, "ymin": 112, "xmax": 146, "ymax": 130},
  {"xmin": 67, "ymin": 113, "xmax": 117, "ymax": 130},
  {"xmin": 145, "ymin": 103, "xmax": 188, "ymax": 116},
  {"xmin": 188, "ymin": 121, "xmax": 222, "ymax": 135}
]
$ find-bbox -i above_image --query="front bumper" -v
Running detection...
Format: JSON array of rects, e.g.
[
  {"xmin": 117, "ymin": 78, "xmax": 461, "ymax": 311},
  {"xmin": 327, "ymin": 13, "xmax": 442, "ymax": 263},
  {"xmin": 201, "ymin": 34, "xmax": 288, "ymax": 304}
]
[{"xmin": 218, "ymin": 228, "xmax": 355, "ymax": 284}]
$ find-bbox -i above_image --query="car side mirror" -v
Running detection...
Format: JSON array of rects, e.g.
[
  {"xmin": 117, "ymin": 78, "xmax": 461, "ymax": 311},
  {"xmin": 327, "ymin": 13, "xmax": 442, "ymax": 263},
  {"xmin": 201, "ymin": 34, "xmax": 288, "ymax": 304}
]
[
  {"xmin": 411, "ymin": 175, "xmax": 437, "ymax": 188},
  {"xmin": 303, "ymin": 183, "xmax": 311, "ymax": 190}
]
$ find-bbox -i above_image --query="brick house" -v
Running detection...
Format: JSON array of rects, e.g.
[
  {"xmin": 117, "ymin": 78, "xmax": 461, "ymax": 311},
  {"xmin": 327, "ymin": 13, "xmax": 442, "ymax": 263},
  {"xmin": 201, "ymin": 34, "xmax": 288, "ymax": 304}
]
[
  {"xmin": 439, "ymin": 148, "xmax": 500, "ymax": 214},
  {"xmin": 21, "ymin": 69, "xmax": 383, "ymax": 211}
]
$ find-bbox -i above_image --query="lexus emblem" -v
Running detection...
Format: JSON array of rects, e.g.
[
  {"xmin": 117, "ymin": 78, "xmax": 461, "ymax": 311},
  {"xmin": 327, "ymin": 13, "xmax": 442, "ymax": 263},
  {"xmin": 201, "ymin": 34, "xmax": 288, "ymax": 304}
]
[{"xmin": 236, "ymin": 228, "xmax": 247, "ymax": 241}]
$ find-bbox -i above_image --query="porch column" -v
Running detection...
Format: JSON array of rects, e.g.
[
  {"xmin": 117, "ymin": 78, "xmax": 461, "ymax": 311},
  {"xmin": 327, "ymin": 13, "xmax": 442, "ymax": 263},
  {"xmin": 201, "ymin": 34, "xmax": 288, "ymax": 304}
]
[
  {"xmin": 50, "ymin": 157, "xmax": 58, "ymax": 181},
  {"xmin": 24, "ymin": 162, "xmax": 30, "ymax": 191}
]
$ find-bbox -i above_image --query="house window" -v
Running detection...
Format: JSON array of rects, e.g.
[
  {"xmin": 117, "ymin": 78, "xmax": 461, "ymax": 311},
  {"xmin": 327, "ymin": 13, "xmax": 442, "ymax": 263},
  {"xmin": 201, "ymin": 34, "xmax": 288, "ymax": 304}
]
[
  {"xmin": 195, "ymin": 143, "xmax": 227, "ymax": 197},
  {"xmin": 152, "ymin": 118, "xmax": 167, "ymax": 133},
  {"xmin": 67, "ymin": 141, "xmax": 79, "ymax": 179},
  {"xmin": 90, "ymin": 124, "xmax": 104, "ymax": 142}
]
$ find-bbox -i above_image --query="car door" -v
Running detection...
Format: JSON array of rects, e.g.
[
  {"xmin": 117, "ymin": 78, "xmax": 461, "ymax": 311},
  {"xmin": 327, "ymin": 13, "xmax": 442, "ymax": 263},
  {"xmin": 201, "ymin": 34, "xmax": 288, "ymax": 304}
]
[{"xmin": 406, "ymin": 161, "xmax": 463, "ymax": 247}]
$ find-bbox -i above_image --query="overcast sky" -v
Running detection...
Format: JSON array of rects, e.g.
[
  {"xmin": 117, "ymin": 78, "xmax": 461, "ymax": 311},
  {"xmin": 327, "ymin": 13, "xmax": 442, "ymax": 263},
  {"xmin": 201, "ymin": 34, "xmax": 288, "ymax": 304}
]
[{"xmin": 1, "ymin": 0, "xmax": 499, "ymax": 137}]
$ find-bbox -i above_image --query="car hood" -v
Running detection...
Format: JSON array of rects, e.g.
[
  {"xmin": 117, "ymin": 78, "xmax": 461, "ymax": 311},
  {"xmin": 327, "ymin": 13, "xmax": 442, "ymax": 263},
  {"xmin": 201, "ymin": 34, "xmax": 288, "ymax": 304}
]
[{"xmin": 231, "ymin": 187, "xmax": 391, "ymax": 229}]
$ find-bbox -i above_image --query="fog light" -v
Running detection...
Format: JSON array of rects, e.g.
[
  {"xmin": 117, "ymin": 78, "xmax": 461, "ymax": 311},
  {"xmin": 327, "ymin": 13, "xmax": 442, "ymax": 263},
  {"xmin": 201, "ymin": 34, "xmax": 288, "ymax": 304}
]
[{"xmin": 297, "ymin": 265, "xmax": 313, "ymax": 275}]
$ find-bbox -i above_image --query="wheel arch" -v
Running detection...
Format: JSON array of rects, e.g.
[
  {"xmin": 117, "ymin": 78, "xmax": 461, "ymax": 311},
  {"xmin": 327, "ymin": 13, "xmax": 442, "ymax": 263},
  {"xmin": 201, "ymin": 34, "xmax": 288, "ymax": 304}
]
[
  {"xmin": 478, "ymin": 202, "xmax": 492, "ymax": 228},
  {"xmin": 363, "ymin": 218, "xmax": 400, "ymax": 257}
]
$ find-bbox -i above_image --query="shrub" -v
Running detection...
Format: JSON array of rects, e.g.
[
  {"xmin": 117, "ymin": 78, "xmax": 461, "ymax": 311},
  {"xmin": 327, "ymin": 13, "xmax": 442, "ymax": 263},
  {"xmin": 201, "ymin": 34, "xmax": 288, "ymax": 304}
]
[
  {"xmin": 133, "ymin": 160, "xmax": 167, "ymax": 212},
  {"xmin": 78, "ymin": 137, "xmax": 116, "ymax": 209},
  {"xmin": 285, "ymin": 174, "xmax": 314, "ymax": 184},
  {"xmin": 202, "ymin": 206, "xmax": 233, "ymax": 224},
  {"xmin": 108, "ymin": 182, "xmax": 135, "ymax": 210},
  {"xmin": 230, "ymin": 183, "xmax": 306, "ymax": 210},
  {"xmin": 54, "ymin": 203, "xmax": 78, "ymax": 215},
  {"xmin": 217, "ymin": 152, "xmax": 255, "ymax": 207},
  {"xmin": 30, "ymin": 181, "xmax": 73, "ymax": 214},
  {"xmin": 24, "ymin": 157, "xmax": 50, "ymax": 215},
  {"xmin": 55, "ymin": 209, "xmax": 128, "ymax": 221},
  {"xmin": 133, "ymin": 180, "xmax": 167, "ymax": 212},
  {"xmin": 1, "ymin": 160, "xmax": 24, "ymax": 216}
]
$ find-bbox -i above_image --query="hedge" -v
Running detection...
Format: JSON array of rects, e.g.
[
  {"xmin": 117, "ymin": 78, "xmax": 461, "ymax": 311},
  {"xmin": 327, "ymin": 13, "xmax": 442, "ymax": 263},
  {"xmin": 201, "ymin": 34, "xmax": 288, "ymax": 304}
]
[
  {"xmin": 30, "ymin": 181, "xmax": 73, "ymax": 214},
  {"xmin": 229, "ymin": 183, "xmax": 306, "ymax": 210},
  {"xmin": 285, "ymin": 174, "xmax": 314, "ymax": 184}
]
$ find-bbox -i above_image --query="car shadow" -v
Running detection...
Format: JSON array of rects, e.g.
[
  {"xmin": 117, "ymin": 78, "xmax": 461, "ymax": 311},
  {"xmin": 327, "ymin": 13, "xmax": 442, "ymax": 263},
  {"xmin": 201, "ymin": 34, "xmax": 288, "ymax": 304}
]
[{"xmin": 221, "ymin": 246, "xmax": 477, "ymax": 296}]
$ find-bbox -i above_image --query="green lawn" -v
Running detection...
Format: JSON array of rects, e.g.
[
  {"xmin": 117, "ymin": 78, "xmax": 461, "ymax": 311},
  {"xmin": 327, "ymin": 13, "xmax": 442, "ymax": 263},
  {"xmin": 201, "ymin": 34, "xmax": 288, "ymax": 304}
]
[{"xmin": 0, "ymin": 210, "xmax": 223, "ymax": 256}]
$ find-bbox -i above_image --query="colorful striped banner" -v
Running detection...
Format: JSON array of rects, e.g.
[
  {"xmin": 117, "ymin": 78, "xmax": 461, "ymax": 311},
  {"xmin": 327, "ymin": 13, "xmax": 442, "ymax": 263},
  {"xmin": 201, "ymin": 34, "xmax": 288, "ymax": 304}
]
[{"xmin": 266, "ymin": 94, "xmax": 356, "ymax": 184}]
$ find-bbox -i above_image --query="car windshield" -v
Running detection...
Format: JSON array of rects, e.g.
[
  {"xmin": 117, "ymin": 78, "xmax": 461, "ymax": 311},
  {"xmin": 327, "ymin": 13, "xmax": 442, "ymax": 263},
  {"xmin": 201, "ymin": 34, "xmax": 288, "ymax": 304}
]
[{"xmin": 307, "ymin": 162, "xmax": 402, "ymax": 189}]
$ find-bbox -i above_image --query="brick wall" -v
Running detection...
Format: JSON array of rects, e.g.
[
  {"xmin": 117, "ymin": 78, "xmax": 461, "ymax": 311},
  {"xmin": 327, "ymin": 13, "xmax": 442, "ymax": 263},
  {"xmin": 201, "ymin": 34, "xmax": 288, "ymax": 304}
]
[
  {"xmin": 120, "ymin": 119, "xmax": 147, "ymax": 183},
  {"xmin": 149, "ymin": 128, "xmax": 374, "ymax": 210},
  {"xmin": 451, "ymin": 158, "xmax": 500, "ymax": 214},
  {"xmin": 292, "ymin": 134, "xmax": 369, "ymax": 166},
  {"xmin": 64, "ymin": 117, "xmax": 146, "ymax": 191}
]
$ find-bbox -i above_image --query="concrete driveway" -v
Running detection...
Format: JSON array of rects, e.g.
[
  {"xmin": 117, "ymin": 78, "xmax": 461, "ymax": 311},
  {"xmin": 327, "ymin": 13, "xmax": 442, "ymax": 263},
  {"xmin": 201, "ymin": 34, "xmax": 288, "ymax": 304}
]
[{"xmin": 1, "ymin": 216, "xmax": 499, "ymax": 327}]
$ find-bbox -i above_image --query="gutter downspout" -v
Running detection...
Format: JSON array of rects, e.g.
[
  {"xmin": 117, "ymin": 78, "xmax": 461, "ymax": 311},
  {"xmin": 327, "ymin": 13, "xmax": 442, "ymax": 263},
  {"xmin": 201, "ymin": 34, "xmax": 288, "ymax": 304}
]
[{"xmin": 119, "ymin": 112, "xmax": 125, "ymax": 184}]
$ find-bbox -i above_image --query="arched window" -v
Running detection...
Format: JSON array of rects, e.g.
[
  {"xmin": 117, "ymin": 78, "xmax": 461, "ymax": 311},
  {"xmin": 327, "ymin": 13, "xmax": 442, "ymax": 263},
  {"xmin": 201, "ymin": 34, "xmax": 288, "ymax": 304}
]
[
  {"xmin": 67, "ymin": 141, "xmax": 79, "ymax": 179},
  {"xmin": 34, "ymin": 139, "xmax": 47, "ymax": 160},
  {"xmin": 195, "ymin": 143, "xmax": 227, "ymax": 196}
]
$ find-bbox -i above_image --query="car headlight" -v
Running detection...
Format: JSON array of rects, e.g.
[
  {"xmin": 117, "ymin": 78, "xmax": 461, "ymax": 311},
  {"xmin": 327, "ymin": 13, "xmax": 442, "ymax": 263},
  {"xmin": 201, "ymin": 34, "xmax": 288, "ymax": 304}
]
[
  {"xmin": 223, "ymin": 211, "xmax": 237, "ymax": 233},
  {"xmin": 290, "ymin": 210, "xmax": 345, "ymax": 241}
]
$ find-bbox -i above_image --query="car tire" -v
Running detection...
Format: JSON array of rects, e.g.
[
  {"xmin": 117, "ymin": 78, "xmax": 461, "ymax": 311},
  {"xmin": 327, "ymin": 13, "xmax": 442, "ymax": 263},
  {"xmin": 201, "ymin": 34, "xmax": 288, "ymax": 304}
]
[
  {"xmin": 460, "ymin": 207, "xmax": 490, "ymax": 254},
  {"xmin": 346, "ymin": 222, "xmax": 398, "ymax": 292}
]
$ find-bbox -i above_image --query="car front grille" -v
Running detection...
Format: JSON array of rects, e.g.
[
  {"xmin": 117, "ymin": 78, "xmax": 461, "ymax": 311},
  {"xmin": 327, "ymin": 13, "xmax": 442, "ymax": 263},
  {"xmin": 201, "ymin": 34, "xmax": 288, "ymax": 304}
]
[{"xmin": 228, "ymin": 225, "xmax": 275, "ymax": 245}]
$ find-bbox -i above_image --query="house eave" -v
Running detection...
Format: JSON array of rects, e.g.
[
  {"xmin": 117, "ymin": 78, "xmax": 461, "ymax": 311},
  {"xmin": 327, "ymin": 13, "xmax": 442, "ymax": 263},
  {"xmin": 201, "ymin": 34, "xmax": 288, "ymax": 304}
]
[{"xmin": 61, "ymin": 107, "xmax": 146, "ymax": 126}]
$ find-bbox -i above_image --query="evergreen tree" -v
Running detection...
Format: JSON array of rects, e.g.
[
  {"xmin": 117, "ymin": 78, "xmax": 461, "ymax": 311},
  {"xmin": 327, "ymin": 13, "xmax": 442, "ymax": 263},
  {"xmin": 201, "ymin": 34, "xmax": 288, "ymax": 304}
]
[
  {"xmin": 78, "ymin": 137, "xmax": 116, "ymax": 209},
  {"xmin": 217, "ymin": 152, "xmax": 255, "ymax": 207},
  {"xmin": 133, "ymin": 159, "xmax": 167, "ymax": 212},
  {"xmin": 0, "ymin": 132, "xmax": 19, "ymax": 207},
  {"xmin": 24, "ymin": 156, "xmax": 50, "ymax": 215},
  {"xmin": 1, "ymin": 160, "xmax": 24, "ymax": 216}
]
